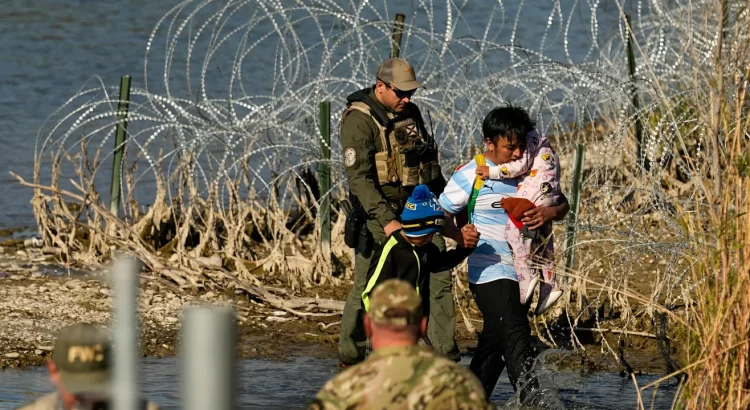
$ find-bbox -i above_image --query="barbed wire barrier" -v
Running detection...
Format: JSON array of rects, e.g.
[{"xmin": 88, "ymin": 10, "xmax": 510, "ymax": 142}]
[{"xmin": 15, "ymin": 0, "xmax": 749, "ymax": 357}]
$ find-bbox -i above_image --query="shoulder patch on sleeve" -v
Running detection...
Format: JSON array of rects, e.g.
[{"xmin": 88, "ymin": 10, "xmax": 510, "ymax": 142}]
[{"xmin": 344, "ymin": 147, "xmax": 357, "ymax": 167}]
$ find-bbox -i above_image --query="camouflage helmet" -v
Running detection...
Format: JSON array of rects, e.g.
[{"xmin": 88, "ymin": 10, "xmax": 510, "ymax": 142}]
[{"xmin": 368, "ymin": 279, "xmax": 422, "ymax": 327}]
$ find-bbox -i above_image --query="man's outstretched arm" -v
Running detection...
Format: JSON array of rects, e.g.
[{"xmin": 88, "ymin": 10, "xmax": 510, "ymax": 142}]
[{"xmin": 442, "ymin": 210, "xmax": 480, "ymax": 248}]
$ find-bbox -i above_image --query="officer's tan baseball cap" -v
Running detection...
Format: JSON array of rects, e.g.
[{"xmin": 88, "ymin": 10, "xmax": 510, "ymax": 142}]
[
  {"xmin": 368, "ymin": 279, "xmax": 423, "ymax": 327},
  {"xmin": 376, "ymin": 58, "xmax": 424, "ymax": 91},
  {"xmin": 53, "ymin": 323, "xmax": 112, "ymax": 395}
]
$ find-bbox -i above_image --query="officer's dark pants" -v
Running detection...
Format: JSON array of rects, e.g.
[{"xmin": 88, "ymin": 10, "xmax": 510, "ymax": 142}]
[
  {"xmin": 469, "ymin": 278, "xmax": 538, "ymax": 400},
  {"xmin": 338, "ymin": 224, "xmax": 460, "ymax": 365}
]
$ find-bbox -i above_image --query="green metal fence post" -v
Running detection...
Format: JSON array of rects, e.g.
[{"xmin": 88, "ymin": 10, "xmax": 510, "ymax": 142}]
[
  {"xmin": 110, "ymin": 75, "xmax": 132, "ymax": 216},
  {"xmin": 564, "ymin": 143, "xmax": 585, "ymax": 275},
  {"xmin": 626, "ymin": 14, "xmax": 647, "ymax": 172},
  {"xmin": 391, "ymin": 13, "xmax": 406, "ymax": 58},
  {"xmin": 319, "ymin": 101, "xmax": 331, "ymax": 257}
]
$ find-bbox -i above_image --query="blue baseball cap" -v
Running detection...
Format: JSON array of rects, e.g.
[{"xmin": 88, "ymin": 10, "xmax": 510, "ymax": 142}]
[{"xmin": 401, "ymin": 185, "xmax": 445, "ymax": 237}]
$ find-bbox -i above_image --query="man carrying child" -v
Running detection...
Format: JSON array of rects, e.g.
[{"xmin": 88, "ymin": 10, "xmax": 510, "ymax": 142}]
[{"xmin": 439, "ymin": 105, "xmax": 569, "ymax": 404}]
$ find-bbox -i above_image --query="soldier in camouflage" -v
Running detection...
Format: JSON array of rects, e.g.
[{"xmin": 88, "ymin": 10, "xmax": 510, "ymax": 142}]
[
  {"xmin": 339, "ymin": 57, "xmax": 480, "ymax": 367},
  {"xmin": 311, "ymin": 279, "xmax": 492, "ymax": 410}
]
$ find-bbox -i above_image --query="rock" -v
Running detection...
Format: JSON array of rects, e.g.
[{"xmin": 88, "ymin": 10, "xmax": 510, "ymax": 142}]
[
  {"xmin": 35, "ymin": 349, "xmax": 43, "ymax": 355},
  {"xmin": 39, "ymin": 286, "xmax": 48, "ymax": 293},
  {"xmin": 9, "ymin": 274, "xmax": 23, "ymax": 280},
  {"xmin": 23, "ymin": 238, "xmax": 43, "ymax": 248},
  {"xmin": 164, "ymin": 317, "xmax": 178, "ymax": 324},
  {"xmin": 169, "ymin": 254, "xmax": 179, "ymax": 262},
  {"xmin": 30, "ymin": 272, "xmax": 42, "ymax": 279},
  {"xmin": 0, "ymin": 246, "xmax": 4, "ymax": 253},
  {"xmin": 45, "ymin": 282, "xmax": 60, "ymax": 290},
  {"xmin": 15, "ymin": 250, "xmax": 27, "ymax": 257},
  {"xmin": 30, "ymin": 265, "xmax": 41, "ymax": 273},
  {"xmin": 271, "ymin": 311, "xmax": 288, "ymax": 317},
  {"xmin": 4, "ymin": 353, "xmax": 19, "ymax": 359},
  {"xmin": 65, "ymin": 280, "xmax": 82, "ymax": 290},
  {"xmin": 99, "ymin": 289, "xmax": 111, "ymax": 296},
  {"xmin": 203, "ymin": 291, "xmax": 215, "ymax": 299},
  {"xmin": 38, "ymin": 346, "xmax": 53, "ymax": 351}
]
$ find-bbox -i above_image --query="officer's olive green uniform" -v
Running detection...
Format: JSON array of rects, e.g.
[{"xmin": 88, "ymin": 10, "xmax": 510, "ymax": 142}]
[{"xmin": 338, "ymin": 88, "xmax": 459, "ymax": 365}]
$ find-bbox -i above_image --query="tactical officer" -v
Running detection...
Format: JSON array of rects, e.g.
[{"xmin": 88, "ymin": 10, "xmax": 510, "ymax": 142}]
[
  {"xmin": 339, "ymin": 58, "xmax": 479, "ymax": 367},
  {"xmin": 16, "ymin": 323, "xmax": 160, "ymax": 410},
  {"xmin": 310, "ymin": 279, "xmax": 491, "ymax": 409}
]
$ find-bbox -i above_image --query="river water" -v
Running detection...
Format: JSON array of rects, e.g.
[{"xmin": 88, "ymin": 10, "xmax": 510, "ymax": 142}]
[{"xmin": 0, "ymin": 355, "xmax": 677, "ymax": 409}]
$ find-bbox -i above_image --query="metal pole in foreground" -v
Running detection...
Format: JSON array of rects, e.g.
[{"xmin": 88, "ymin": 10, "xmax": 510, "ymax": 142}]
[
  {"xmin": 391, "ymin": 13, "xmax": 406, "ymax": 58},
  {"xmin": 563, "ymin": 143, "xmax": 585, "ymax": 276},
  {"xmin": 182, "ymin": 306, "xmax": 237, "ymax": 410},
  {"xmin": 112, "ymin": 255, "xmax": 140, "ymax": 410},
  {"xmin": 110, "ymin": 75, "xmax": 132, "ymax": 216},
  {"xmin": 319, "ymin": 101, "xmax": 331, "ymax": 259}
]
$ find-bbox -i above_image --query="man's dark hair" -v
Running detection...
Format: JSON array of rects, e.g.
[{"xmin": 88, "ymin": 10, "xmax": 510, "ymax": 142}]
[{"xmin": 481, "ymin": 104, "xmax": 536, "ymax": 145}]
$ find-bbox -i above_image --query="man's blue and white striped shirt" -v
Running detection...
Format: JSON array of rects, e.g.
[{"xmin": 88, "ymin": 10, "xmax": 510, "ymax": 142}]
[{"xmin": 438, "ymin": 158, "xmax": 518, "ymax": 284}]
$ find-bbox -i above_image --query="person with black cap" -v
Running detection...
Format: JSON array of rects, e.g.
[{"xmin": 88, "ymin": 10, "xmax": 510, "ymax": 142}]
[
  {"xmin": 16, "ymin": 323, "xmax": 160, "ymax": 410},
  {"xmin": 339, "ymin": 57, "xmax": 479, "ymax": 368}
]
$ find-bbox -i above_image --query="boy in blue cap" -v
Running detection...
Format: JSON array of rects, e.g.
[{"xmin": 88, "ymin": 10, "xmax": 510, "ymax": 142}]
[{"xmin": 361, "ymin": 184, "xmax": 477, "ymax": 320}]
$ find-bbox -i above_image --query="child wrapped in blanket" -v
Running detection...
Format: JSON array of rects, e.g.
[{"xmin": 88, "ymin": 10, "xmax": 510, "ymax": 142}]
[{"xmin": 475, "ymin": 130, "xmax": 563, "ymax": 315}]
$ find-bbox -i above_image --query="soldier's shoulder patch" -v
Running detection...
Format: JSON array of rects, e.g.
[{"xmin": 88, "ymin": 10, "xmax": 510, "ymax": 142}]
[{"xmin": 344, "ymin": 147, "xmax": 357, "ymax": 167}]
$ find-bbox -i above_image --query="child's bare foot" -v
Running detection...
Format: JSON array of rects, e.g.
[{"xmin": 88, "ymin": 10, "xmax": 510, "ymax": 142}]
[{"xmin": 475, "ymin": 165, "xmax": 490, "ymax": 180}]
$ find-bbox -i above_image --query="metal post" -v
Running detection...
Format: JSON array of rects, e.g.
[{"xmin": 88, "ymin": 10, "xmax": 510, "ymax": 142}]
[
  {"xmin": 564, "ymin": 144, "xmax": 585, "ymax": 275},
  {"xmin": 112, "ymin": 255, "xmax": 140, "ymax": 410},
  {"xmin": 625, "ymin": 14, "xmax": 647, "ymax": 172},
  {"xmin": 319, "ymin": 101, "xmax": 331, "ymax": 258},
  {"xmin": 182, "ymin": 306, "xmax": 237, "ymax": 410},
  {"xmin": 391, "ymin": 13, "xmax": 406, "ymax": 58},
  {"xmin": 110, "ymin": 75, "xmax": 132, "ymax": 216}
]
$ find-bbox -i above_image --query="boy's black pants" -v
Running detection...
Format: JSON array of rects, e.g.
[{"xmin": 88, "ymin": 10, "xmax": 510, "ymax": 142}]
[{"xmin": 469, "ymin": 278, "xmax": 538, "ymax": 399}]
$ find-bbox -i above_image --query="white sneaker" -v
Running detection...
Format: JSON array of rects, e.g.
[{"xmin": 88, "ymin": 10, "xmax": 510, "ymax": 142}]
[
  {"xmin": 535, "ymin": 288, "xmax": 563, "ymax": 315},
  {"xmin": 521, "ymin": 276, "xmax": 539, "ymax": 305}
]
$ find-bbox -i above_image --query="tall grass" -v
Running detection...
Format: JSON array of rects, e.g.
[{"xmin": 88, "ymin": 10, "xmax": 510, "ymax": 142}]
[
  {"xmin": 614, "ymin": 1, "xmax": 750, "ymax": 407},
  {"xmin": 675, "ymin": 26, "xmax": 750, "ymax": 410}
]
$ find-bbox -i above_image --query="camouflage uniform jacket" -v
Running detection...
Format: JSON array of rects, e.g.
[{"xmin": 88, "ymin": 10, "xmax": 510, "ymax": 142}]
[{"xmin": 309, "ymin": 345, "xmax": 492, "ymax": 410}]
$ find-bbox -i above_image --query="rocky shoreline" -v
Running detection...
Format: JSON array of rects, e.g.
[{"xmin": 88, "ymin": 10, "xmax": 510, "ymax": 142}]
[
  {"xmin": 0, "ymin": 239, "xmax": 674, "ymax": 377},
  {"xmin": 0, "ymin": 240, "xmax": 348, "ymax": 369}
]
